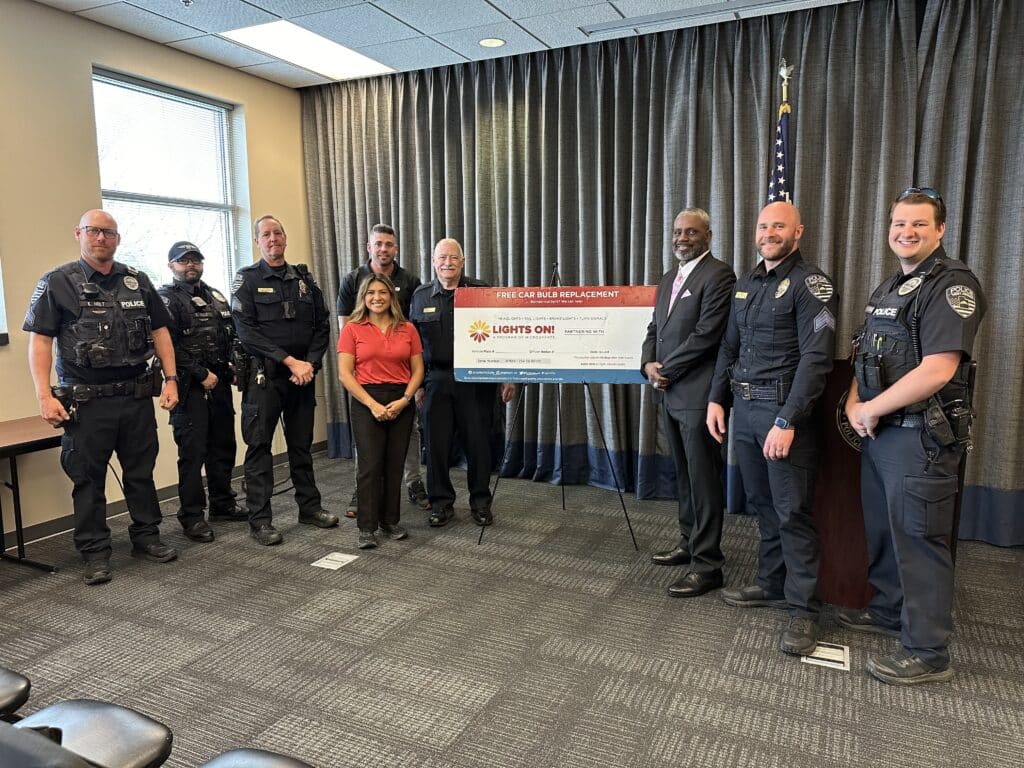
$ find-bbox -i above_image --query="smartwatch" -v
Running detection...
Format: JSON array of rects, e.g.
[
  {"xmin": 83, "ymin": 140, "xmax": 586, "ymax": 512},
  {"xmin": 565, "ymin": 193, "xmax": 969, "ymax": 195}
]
[
  {"xmin": 164, "ymin": 375, "xmax": 179, "ymax": 383},
  {"xmin": 774, "ymin": 416, "xmax": 791, "ymax": 429}
]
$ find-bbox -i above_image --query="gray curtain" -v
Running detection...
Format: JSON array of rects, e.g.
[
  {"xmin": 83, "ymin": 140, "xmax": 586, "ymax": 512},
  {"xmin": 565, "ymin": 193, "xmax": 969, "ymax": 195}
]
[{"xmin": 301, "ymin": 0, "xmax": 1023, "ymax": 544}]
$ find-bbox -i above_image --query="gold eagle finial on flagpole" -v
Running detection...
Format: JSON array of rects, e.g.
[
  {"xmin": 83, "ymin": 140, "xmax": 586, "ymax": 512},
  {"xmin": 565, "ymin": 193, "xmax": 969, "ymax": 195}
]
[{"xmin": 778, "ymin": 58, "xmax": 794, "ymax": 118}]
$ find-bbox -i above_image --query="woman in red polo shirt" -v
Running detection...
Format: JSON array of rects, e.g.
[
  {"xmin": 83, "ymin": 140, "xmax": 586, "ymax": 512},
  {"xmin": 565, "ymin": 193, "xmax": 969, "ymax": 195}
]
[{"xmin": 338, "ymin": 275, "xmax": 424, "ymax": 549}]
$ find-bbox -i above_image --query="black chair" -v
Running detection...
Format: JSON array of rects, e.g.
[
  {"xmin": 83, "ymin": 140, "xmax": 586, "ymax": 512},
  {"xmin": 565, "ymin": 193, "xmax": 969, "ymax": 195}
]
[
  {"xmin": 16, "ymin": 699, "xmax": 173, "ymax": 768},
  {"xmin": 0, "ymin": 721, "xmax": 93, "ymax": 768},
  {"xmin": 200, "ymin": 748, "xmax": 315, "ymax": 767},
  {"xmin": 0, "ymin": 666, "xmax": 31, "ymax": 721}
]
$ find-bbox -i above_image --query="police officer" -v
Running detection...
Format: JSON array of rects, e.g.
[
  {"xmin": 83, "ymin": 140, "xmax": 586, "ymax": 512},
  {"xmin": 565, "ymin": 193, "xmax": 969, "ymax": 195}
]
[
  {"xmin": 24, "ymin": 209, "xmax": 180, "ymax": 585},
  {"xmin": 231, "ymin": 215, "xmax": 338, "ymax": 545},
  {"xmin": 409, "ymin": 238, "xmax": 514, "ymax": 526},
  {"xmin": 158, "ymin": 241, "xmax": 243, "ymax": 544},
  {"xmin": 707, "ymin": 201, "xmax": 838, "ymax": 656},
  {"xmin": 844, "ymin": 188, "xmax": 985, "ymax": 685},
  {"xmin": 337, "ymin": 224, "xmax": 427, "ymax": 518}
]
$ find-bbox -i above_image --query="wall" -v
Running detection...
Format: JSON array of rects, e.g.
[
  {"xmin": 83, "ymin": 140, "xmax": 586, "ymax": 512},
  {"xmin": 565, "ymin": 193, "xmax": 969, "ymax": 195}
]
[{"xmin": 0, "ymin": 0, "xmax": 323, "ymax": 534}]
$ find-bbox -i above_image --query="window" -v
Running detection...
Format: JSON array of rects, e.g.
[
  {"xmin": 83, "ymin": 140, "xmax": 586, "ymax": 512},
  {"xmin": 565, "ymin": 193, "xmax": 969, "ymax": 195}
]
[{"xmin": 91, "ymin": 71, "xmax": 249, "ymax": 291}]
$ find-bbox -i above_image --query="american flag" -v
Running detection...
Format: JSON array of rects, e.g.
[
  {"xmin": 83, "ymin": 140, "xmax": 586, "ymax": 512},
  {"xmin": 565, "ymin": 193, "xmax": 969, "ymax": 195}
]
[{"xmin": 766, "ymin": 105, "xmax": 791, "ymax": 203}]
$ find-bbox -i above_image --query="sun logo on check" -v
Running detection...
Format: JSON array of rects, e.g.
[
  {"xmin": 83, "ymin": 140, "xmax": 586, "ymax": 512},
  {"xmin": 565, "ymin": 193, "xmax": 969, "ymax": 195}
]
[{"xmin": 468, "ymin": 320, "xmax": 490, "ymax": 343}]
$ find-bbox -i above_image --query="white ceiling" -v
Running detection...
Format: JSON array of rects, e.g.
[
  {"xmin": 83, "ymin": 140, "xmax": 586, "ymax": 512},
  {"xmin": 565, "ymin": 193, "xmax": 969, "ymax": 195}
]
[{"xmin": 34, "ymin": 0, "xmax": 853, "ymax": 88}]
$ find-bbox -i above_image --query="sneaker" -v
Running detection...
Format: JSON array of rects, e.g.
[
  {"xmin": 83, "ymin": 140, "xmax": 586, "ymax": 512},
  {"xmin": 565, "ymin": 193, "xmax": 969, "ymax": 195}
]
[
  {"xmin": 779, "ymin": 617, "xmax": 818, "ymax": 656},
  {"xmin": 470, "ymin": 507, "xmax": 493, "ymax": 526},
  {"xmin": 407, "ymin": 480, "xmax": 431, "ymax": 510},
  {"xmin": 379, "ymin": 524, "xmax": 408, "ymax": 540},
  {"xmin": 83, "ymin": 558, "xmax": 111, "ymax": 586},
  {"xmin": 357, "ymin": 531, "xmax": 378, "ymax": 549},
  {"xmin": 867, "ymin": 651, "xmax": 954, "ymax": 685},
  {"xmin": 250, "ymin": 524, "xmax": 283, "ymax": 546},
  {"xmin": 836, "ymin": 607, "xmax": 900, "ymax": 638},
  {"xmin": 720, "ymin": 584, "xmax": 788, "ymax": 609},
  {"xmin": 345, "ymin": 490, "xmax": 358, "ymax": 519},
  {"xmin": 428, "ymin": 505, "xmax": 453, "ymax": 527}
]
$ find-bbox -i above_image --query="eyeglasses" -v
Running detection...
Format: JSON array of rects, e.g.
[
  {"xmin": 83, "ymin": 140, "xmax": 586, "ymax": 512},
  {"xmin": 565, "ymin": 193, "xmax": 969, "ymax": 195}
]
[
  {"xmin": 895, "ymin": 186, "xmax": 943, "ymax": 204},
  {"xmin": 174, "ymin": 256, "xmax": 203, "ymax": 265},
  {"xmin": 80, "ymin": 225, "xmax": 119, "ymax": 239}
]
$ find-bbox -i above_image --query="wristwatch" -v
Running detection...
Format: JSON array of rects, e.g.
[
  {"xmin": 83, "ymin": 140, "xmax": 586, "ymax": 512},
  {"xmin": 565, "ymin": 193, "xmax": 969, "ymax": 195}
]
[
  {"xmin": 404, "ymin": 393, "xmax": 415, "ymax": 403},
  {"xmin": 164, "ymin": 375, "xmax": 179, "ymax": 383},
  {"xmin": 774, "ymin": 416, "xmax": 791, "ymax": 429}
]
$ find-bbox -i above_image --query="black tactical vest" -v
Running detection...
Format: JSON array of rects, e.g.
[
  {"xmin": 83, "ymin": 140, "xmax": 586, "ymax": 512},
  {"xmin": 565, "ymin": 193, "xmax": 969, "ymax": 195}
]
[
  {"xmin": 56, "ymin": 263, "xmax": 153, "ymax": 369},
  {"xmin": 854, "ymin": 259, "xmax": 970, "ymax": 412},
  {"xmin": 174, "ymin": 284, "xmax": 234, "ymax": 368}
]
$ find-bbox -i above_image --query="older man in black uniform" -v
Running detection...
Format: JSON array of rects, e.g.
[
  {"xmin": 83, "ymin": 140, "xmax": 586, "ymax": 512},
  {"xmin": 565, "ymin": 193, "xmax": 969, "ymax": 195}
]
[
  {"xmin": 158, "ymin": 241, "xmax": 243, "ymax": 544},
  {"xmin": 707, "ymin": 201, "xmax": 838, "ymax": 656},
  {"xmin": 24, "ymin": 209, "xmax": 180, "ymax": 585},
  {"xmin": 844, "ymin": 188, "xmax": 985, "ymax": 685},
  {"xmin": 337, "ymin": 224, "xmax": 427, "ymax": 517},
  {"xmin": 409, "ymin": 238, "xmax": 514, "ymax": 527},
  {"xmin": 642, "ymin": 207, "xmax": 736, "ymax": 598},
  {"xmin": 232, "ymin": 215, "xmax": 337, "ymax": 545}
]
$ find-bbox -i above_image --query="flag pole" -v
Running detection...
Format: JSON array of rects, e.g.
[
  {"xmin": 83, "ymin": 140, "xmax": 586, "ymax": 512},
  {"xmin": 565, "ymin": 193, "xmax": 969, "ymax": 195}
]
[{"xmin": 767, "ymin": 58, "xmax": 795, "ymax": 204}]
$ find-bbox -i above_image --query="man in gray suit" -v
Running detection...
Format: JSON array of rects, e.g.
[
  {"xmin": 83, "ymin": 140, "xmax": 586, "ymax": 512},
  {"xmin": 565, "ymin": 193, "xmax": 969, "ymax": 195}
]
[{"xmin": 642, "ymin": 207, "xmax": 736, "ymax": 597}]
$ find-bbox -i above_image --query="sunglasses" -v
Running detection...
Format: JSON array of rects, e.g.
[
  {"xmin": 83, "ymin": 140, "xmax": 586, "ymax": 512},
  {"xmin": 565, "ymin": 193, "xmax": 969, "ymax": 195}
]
[{"xmin": 895, "ymin": 186, "xmax": 944, "ymax": 205}]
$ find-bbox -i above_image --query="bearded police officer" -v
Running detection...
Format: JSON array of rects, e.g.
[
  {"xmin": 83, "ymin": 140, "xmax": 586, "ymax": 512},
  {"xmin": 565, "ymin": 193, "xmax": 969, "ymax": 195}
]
[
  {"xmin": 232, "ymin": 215, "xmax": 338, "ymax": 545},
  {"xmin": 25, "ymin": 209, "xmax": 180, "ymax": 585},
  {"xmin": 158, "ymin": 241, "xmax": 243, "ymax": 544},
  {"xmin": 707, "ymin": 201, "xmax": 838, "ymax": 657},
  {"xmin": 337, "ymin": 224, "xmax": 427, "ymax": 518},
  {"xmin": 844, "ymin": 188, "xmax": 986, "ymax": 685}
]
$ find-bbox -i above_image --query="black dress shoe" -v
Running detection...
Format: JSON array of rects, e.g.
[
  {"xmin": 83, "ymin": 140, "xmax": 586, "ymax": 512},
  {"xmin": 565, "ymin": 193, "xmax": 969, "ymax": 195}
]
[
  {"xmin": 667, "ymin": 570, "xmax": 723, "ymax": 598},
  {"xmin": 470, "ymin": 507, "xmax": 493, "ymax": 526},
  {"xmin": 651, "ymin": 546, "xmax": 691, "ymax": 566},
  {"xmin": 428, "ymin": 505, "xmax": 453, "ymax": 527},
  {"xmin": 298, "ymin": 510, "xmax": 340, "ymax": 528},
  {"xmin": 779, "ymin": 617, "xmax": 819, "ymax": 656},
  {"xmin": 131, "ymin": 541, "xmax": 178, "ymax": 563},
  {"xmin": 250, "ymin": 524, "xmax": 283, "ymax": 546},
  {"xmin": 83, "ymin": 559, "xmax": 111, "ymax": 586},
  {"xmin": 836, "ymin": 607, "xmax": 900, "ymax": 637},
  {"xmin": 182, "ymin": 520, "xmax": 215, "ymax": 543},
  {"xmin": 720, "ymin": 584, "xmax": 787, "ymax": 608}
]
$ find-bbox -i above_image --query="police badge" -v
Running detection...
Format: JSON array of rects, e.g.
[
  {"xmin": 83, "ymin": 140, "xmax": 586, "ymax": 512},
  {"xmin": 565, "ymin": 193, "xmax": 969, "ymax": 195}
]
[
  {"xmin": 123, "ymin": 275, "xmax": 139, "ymax": 291},
  {"xmin": 897, "ymin": 276, "xmax": 923, "ymax": 296},
  {"xmin": 212, "ymin": 290, "xmax": 226, "ymax": 303},
  {"xmin": 298, "ymin": 279, "xmax": 308, "ymax": 297},
  {"xmin": 775, "ymin": 278, "xmax": 790, "ymax": 299}
]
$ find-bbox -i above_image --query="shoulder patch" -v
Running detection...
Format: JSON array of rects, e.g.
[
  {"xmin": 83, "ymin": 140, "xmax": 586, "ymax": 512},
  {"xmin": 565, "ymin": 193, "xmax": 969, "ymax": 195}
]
[
  {"xmin": 160, "ymin": 295, "xmax": 172, "ymax": 307},
  {"xmin": 945, "ymin": 285, "xmax": 977, "ymax": 318},
  {"xmin": 126, "ymin": 265, "xmax": 139, "ymax": 276},
  {"xmin": 804, "ymin": 274, "xmax": 834, "ymax": 302},
  {"xmin": 29, "ymin": 279, "xmax": 47, "ymax": 307},
  {"xmin": 813, "ymin": 307, "xmax": 835, "ymax": 333},
  {"xmin": 232, "ymin": 272, "xmax": 245, "ymax": 293}
]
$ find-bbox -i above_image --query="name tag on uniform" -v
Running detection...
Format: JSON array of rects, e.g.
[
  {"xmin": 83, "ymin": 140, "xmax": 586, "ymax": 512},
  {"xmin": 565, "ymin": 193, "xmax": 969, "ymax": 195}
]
[
  {"xmin": 735, "ymin": 291, "xmax": 748, "ymax": 299},
  {"xmin": 257, "ymin": 287, "xmax": 275, "ymax": 293},
  {"xmin": 423, "ymin": 306, "xmax": 436, "ymax": 313}
]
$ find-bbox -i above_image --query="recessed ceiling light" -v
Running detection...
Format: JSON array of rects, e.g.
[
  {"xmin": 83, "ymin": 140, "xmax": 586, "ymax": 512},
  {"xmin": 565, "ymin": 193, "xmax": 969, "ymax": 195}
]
[
  {"xmin": 479, "ymin": 38, "xmax": 506, "ymax": 48},
  {"xmin": 221, "ymin": 21, "xmax": 394, "ymax": 81}
]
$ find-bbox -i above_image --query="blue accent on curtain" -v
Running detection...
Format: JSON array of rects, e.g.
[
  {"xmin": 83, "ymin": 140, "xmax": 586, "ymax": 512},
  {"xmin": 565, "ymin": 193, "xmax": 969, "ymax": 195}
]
[
  {"xmin": 327, "ymin": 420, "xmax": 353, "ymax": 460},
  {"xmin": 959, "ymin": 487, "xmax": 1024, "ymax": 547}
]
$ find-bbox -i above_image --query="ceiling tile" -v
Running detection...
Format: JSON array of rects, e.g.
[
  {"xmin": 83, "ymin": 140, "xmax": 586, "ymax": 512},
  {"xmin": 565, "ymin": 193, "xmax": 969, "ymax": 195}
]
[
  {"xmin": 248, "ymin": 0, "xmax": 363, "ymax": 17},
  {"xmin": 32, "ymin": 0, "xmax": 120, "ymax": 11},
  {"xmin": 487, "ymin": 0, "xmax": 610, "ymax": 20},
  {"xmin": 517, "ymin": 4, "xmax": 623, "ymax": 48},
  {"xmin": 292, "ymin": 4, "xmax": 420, "ymax": 48},
  {"xmin": 238, "ymin": 61, "xmax": 334, "ymax": 88},
  {"xmin": 77, "ymin": 2, "xmax": 204, "ymax": 44},
  {"xmin": 127, "ymin": 0, "xmax": 277, "ymax": 33},
  {"xmin": 169, "ymin": 34, "xmax": 276, "ymax": 68},
  {"xmin": 354, "ymin": 36, "xmax": 469, "ymax": 72},
  {"xmin": 613, "ymin": 0, "xmax": 719, "ymax": 16},
  {"xmin": 372, "ymin": 0, "xmax": 506, "ymax": 35},
  {"xmin": 431, "ymin": 20, "xmax": 547, "ymax": 60}
]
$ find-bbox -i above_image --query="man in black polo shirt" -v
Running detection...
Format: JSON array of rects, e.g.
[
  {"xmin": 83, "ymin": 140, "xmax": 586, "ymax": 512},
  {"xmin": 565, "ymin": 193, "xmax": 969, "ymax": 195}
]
[
  {"xmin": 25, "ymin": 209, "xmax": 180, "ymax": 585},
  {"xmin": 409, "ymin": 238, "xmax": 515, "ymax": 526},
  {"xmin": 232, "ymin": 215, "xmax": 338, "ymax": 545},
  {"xmin": 337, "ymin": 224, "xmax": 427, "ymax": 517}
]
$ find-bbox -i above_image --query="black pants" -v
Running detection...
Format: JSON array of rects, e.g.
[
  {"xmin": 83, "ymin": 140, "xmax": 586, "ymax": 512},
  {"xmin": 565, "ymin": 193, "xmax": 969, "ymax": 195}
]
[
  {"xmin": 732, "ymin": 398, "xmax": 821, "ymax": 618},
  {"xmin": 59, "ymin": 394, "xmax": 163, "ymax": 560},
  {"xmin": 169, "ymin": 377, "xmax": 237, "ymax": 525},
  {"xmin": 663, "ymin": 404, "xmax": 725, "ymax": 574},
  {"xmin": 350, "ymin": 383, "xmax": 415, "ymax": 533},
  {"xmin": 861, "ymin": 426, "xmax": 961, "ymax": 667},
  {"xmin": 240, "ymin": 375, "xmax": 321, "ymax": 525},
  {"xmin": 422, "ymin": 372, "xmax": 496, "ymax": 512}
]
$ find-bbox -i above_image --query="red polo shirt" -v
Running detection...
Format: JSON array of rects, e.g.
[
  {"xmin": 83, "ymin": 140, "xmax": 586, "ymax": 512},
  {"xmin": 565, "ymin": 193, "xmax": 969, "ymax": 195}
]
[{"xmin": 338, "ymin": 320, "xmax": 422, "ymax": 385}]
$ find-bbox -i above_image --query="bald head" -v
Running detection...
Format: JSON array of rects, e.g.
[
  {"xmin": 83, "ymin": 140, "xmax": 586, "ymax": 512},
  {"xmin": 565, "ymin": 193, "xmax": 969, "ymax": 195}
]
[
  {"xmin": 75, "ymin": 209, "xmax": 120, "ymax": 268},
  {"xmin": 432, "ymin": 238, "xmax": 465, "ymax": 289},
  {"xmin": 756, "ymin": 202, "xmax": 803, "ymax": 266}
]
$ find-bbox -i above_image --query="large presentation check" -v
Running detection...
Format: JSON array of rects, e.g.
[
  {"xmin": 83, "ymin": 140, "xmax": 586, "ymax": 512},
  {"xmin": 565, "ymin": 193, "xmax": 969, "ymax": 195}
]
[{"xmin": 453, "ymin": 286, "xmax": 656, "ymax": 384}]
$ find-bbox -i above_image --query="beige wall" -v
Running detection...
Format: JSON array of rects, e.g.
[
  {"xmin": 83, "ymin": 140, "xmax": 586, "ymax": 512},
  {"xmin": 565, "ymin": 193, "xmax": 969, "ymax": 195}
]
[{"xmin": 0, "ymin": 0, "xmax": 324, "ymax": 533}]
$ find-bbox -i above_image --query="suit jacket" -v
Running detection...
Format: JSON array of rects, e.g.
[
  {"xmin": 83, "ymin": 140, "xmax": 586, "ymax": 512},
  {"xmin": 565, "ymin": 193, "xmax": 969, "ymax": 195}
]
[{"xmin": 641, "ymin": 253, "xmax": 736, "ymax": 412}]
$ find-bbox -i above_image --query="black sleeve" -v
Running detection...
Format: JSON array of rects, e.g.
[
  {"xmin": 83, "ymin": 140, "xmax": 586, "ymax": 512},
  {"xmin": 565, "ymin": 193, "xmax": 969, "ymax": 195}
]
[
  {"xmin": 777, "ymin": 272, "xmax": 839, "ymax": 425},
  {"xmin": 231, "ymin": 270, "xmax": 288, "ymax": 362},
  {"xmin": 22, "ymin": 273, "xmax": 62, "ymax": 336}
]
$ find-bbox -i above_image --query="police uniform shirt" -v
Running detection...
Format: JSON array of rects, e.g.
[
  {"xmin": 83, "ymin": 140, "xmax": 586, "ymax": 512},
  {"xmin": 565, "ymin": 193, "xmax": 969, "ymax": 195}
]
[
  {"xmin": 336, "ymin": 263, "xmax": 422, "ymax": 319},
  {"xmin": 709, "ymin": 249, "xmax": 838, "ymax": 426},
  {"xmin": 863, "ymin": 247, "xmax": 985, "ymax": 368},
  {"xmin": 23, "ymin": 259, "xmax": 171, "ymax": 385},
  {"xmin": 230, "ymin": 260, "xmax": 330, "ymax": 369},
  {"xmin": 409, "ymin": 276, "xmax": 488, "ymax": 370},
  {"xmin": 158, "ymin": 279, "xmax": 233, "ymax": 384}
]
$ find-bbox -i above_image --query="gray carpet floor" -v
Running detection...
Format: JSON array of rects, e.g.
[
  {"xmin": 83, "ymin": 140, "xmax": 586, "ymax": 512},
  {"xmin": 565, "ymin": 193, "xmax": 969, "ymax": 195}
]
[{"xmin": 2, "ymin": 454, "xmax": 1022, "ymax": 768}]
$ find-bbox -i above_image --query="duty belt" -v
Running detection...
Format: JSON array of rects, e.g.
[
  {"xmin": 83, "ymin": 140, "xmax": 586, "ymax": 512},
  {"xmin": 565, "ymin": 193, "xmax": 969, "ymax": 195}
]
[
  {"xmin": 731, "ymin": 380, "xmax": 785, "ymax": 401},
  {"xmin": 881, "ymin": 413, "xmax": 925, "ymax": 429},
  {"xmin": 53, "ymin": 380, "xmax": 136, "ymax": 401}
]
